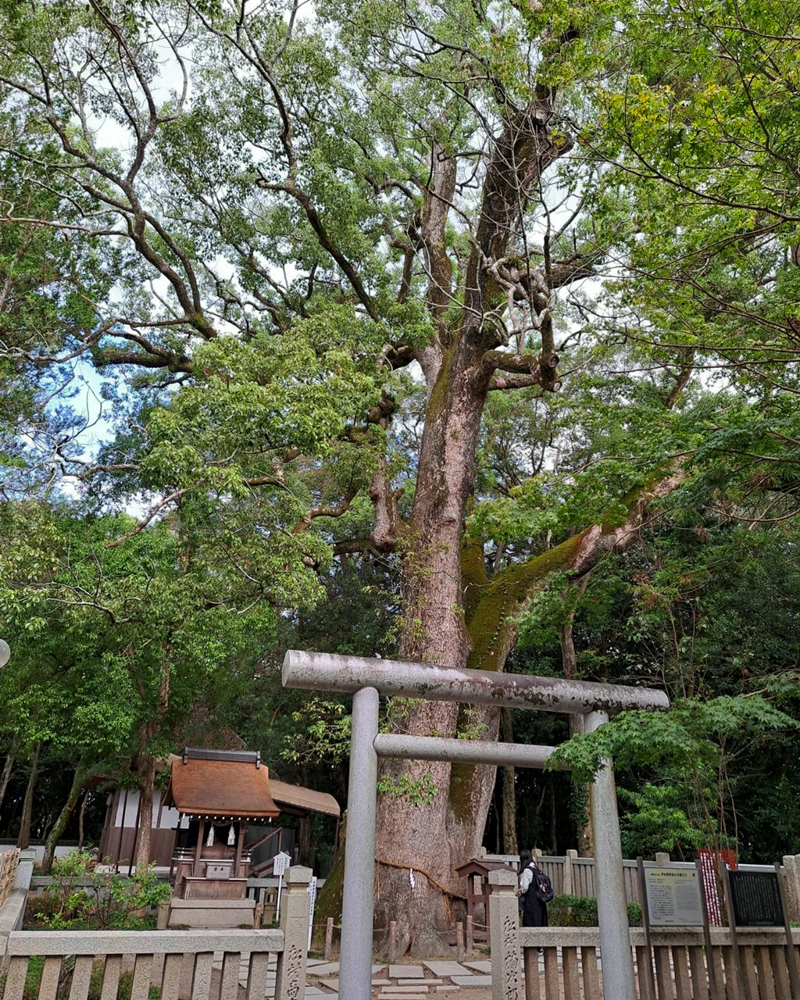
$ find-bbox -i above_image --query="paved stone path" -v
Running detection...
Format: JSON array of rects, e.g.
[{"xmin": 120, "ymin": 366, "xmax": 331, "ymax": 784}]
[
  {"xmin": 207, "ymin": 955, "xmax": 499, "ymax": 999},
  {"xmin": 304, "ymin": 959, "xmax": 496, "ymax": 999}
]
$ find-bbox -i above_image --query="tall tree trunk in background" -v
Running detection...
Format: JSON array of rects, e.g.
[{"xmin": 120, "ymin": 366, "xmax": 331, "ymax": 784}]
[
  {"xmin": 0, "ymin": 749, "xmax": 15, "ymax": 811},
  {"xmin": 77, "ymin": 790, "xmax": 90, "ymax": 849},
  {"xmin": 501, "ymin": 709, "xmax": 518, "ymax": 856},
  {"xmin": 17, "ymin": 744, "xmax": 40, "ymax": 849},
  {"xmin": 42, "ymin": 762, "xmax": 86, "ymax": 873},
  {"xmin": 135, "ymin": 756, "xmax": 157, "ymax": 871},
  {"xmin": 560, "ymin": 586, "xmax": 595, "ymax": 857}
]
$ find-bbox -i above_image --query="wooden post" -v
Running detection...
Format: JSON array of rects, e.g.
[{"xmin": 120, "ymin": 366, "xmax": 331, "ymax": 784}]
[
  {"xmin": 696, "ymin": 858, "xmax": 721, "ymax": 1000},
  {"xmin": 388, "ymin": 920, "xmax": 398, "ymax": 963},
  {"xmin": 782, "ymin": 855, "xmax": 800, "ymax": 922},
  {"xmin": 128, "ymin": 789, "xmax": 143, "ymax": 875},
  {"xmin": 195, "ymin": 819, "xmax": 205, "ymax": 876},
  {"xmin": 636, "ymin": 858, "xmax": 657, "ymax": 1000},
  {"xmin": 234, "ymin": 821, "xmax": 244, "ymax": 876},
  {"xmin": 775, "ymin": 860, "xmax": 800, "ymax": 999},
  {"xmin": 456, "ymin": 922, "xmax": 465, "ymax": 962},
  {"xmin": 466, "ymin": 914, "xmax": 474, "ymax": 957},
  {"xmin": 720, "ymin": 861, "xmax": 748, "ymax": 1000},
  {"xmin": 115, "ymin": 788, "xmax": 128, "ymax": 871}
]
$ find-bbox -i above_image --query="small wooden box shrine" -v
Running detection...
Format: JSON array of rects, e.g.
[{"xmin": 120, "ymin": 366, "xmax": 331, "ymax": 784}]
[{"xmin": 164, "ymin": 748, "xmax": 279, "ymax": 927}]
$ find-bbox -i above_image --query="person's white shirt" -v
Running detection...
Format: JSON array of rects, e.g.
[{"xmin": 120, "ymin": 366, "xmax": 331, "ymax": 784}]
[{"xmin": 518, "ymin": 863, "xmax": 535, "ymax": 894}]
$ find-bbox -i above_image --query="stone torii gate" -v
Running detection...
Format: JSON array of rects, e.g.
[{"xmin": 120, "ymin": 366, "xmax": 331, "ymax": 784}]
[{"xmin": 282, "ymin": 650, "xmax": 669, "ymax": 1000}]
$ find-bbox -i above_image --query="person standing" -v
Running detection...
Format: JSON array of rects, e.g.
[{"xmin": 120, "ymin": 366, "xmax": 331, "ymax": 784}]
[{"xmin": 517, "ymin": 849, "xmax": 550, "ymax": 928}]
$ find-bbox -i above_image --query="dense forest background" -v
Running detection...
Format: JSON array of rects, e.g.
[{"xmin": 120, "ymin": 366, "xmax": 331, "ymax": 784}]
[{"xmin": 1, "ymin": 0, "xmax": 799, "ymax": 946}]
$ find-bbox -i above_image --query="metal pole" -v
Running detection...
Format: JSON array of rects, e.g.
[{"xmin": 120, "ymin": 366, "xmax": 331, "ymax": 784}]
[
  {"xmin": 339, "ymin": 687, "xmax": 379, "ymax": 1000},
  {"xmin": 586, "ymin": 710, "xmax": 637, "ymax": 1000}
]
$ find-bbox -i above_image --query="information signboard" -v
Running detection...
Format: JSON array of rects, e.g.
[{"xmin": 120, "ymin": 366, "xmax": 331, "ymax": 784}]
[
  {"xmin": 308, "ymin": 875, "xmax": 318, "ymax": 949},
  {"xmin": 728, "ymin": 871, "xmax": 783, "ymax": 927},
  {"xmin": 644, "ymin": 867, "xmax": 704, "ymax": 927},
  {"xmin": 273, "ymin": 852, "xmax": 292, "ymax": 877},
  {"xmin": 274, "ymin": 851, "xmax": 292, "ymax": 922}
]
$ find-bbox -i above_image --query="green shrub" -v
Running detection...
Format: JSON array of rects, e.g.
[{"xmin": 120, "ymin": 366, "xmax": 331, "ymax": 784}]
[
  {"xmin": 27, "ymin": 851, "xmax": 169, "ymax": 930},
  {"xmin": 547, "ymin": 894, "xmax": 642, "ymax": 927}
]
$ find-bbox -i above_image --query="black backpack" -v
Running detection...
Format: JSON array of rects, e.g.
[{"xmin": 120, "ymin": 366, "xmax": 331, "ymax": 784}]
[{"xmin": 534, "ymin": 870, "xmax": 554, "ymax": 903}]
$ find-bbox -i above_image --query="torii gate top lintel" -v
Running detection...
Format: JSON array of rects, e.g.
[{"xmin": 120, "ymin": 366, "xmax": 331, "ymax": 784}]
[{"xmin": 282, "ymin": 649, "xmax": 669, "ymax": 716}]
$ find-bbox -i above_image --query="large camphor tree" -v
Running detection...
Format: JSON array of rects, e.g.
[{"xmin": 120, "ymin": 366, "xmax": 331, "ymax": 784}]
[{"xmin": 2, "ymin": 0, "xmax": 799, "ymax": 951}]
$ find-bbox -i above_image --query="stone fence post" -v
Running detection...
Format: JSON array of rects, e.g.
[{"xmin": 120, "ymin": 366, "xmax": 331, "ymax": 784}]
[
  {"xmin": 275, "ymin": 866, "xmax": 312, "ymax": 1000},
  {"xmin": 783, "ymin": 856, "xmax": 800, "ymax": 922},
  {"xmin": 488, "ymin": 869, "xmax": 521, "ymax": 1000},
  {"xmin": 563, "ymin": 850, "xmax": 577, "ymax": 897},
  {"xmin": 14, "ymin": 850, "xmax": 35, "ymax": 892}
]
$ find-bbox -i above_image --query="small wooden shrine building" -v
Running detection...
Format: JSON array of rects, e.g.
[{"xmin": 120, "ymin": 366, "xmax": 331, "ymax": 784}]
[
  {"xmin": 455, "ymin": 857, "xmax": 517, "ymax": 936},
  {"xmin": 164, "ymin": 748, "xmax": 280, "ymax": 927}
]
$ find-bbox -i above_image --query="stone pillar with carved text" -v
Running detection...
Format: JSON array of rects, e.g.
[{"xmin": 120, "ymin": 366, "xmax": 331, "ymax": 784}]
[
  {"xmin": 488, "ymin": 869, "xmax": 521, "ymax": 1000},
  {"xmin": 275, "ymin": 865, "xmax": 312, "ymax": 1000}
]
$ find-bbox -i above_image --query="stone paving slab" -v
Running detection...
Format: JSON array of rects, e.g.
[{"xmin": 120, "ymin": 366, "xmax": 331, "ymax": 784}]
[
  {"xmin": 388, "ymin": 965, "xmax": 425, "ymax": 978},
  {"xmin": 423, "ymin": 962, "xmax": 473, "ymax": 977},
  {"xmin": 449, "ymin": 975, "xmax": 492, "ymax": 987},
  {"xmin": 377, "ymin": 995, "xmax": 429, "ymax": 1000},
  {"xmin": 461, "ymin": 961, "xmax": 491, "ymax": 973},
  {"xmin": 380, "ymin": 988, "xmax": 429, "ymax": 994},
  {"xmin": 305, "ymin": 962, "xmax": 340, "ymax": 976}
]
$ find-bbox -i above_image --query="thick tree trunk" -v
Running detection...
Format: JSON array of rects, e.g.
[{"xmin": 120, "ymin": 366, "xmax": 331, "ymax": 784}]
[
  {"xmin": 135, "ymin": 757, "xmax": 157, "ymax": 871},
  {"xmin": 42, "ymin": 763, "xmax": 86, "ymax": 872},
  {"xmin": 500, "ymin": 709, "xmax": 518, "ymax": 855},
  {"xmin": 375, "ymin": 337, "xmax": 492, "ymax": 955},
  {"xmin": 17, "ymin": 744, "xmax": 40, "ymax": 849},
  {"xmin": 0, "ymin": 750, "xmax": 14, "ymax": 811}
]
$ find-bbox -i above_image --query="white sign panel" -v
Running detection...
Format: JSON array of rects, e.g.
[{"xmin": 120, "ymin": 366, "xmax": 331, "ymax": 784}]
[
  {"xmin": 307, "ymin": 875, "xmax": 318, "ymax": 949},
  {"xmin": 273, "ymin": 852, "xmax": 292, "ymax": 876},
  {"xmin": 644, "ymin": 867, "xmax": 704, "ymax": 927},
  {"xmin": 274, "ymin": 852, "xmax": 292, "ymax": 922}
]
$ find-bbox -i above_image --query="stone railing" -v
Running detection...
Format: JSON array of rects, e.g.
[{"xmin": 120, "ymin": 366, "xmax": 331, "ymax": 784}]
[
  {"xmin": 0, "ymin": 849, "xmax": 19, "ymax": 908},
  {"xmin": 0, "ymin": 864, "xmax": 312, "ymax": 1000},
  {"xmin": 488, "ymin": 868, "xmax": 800, "ymax": 1000}
]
